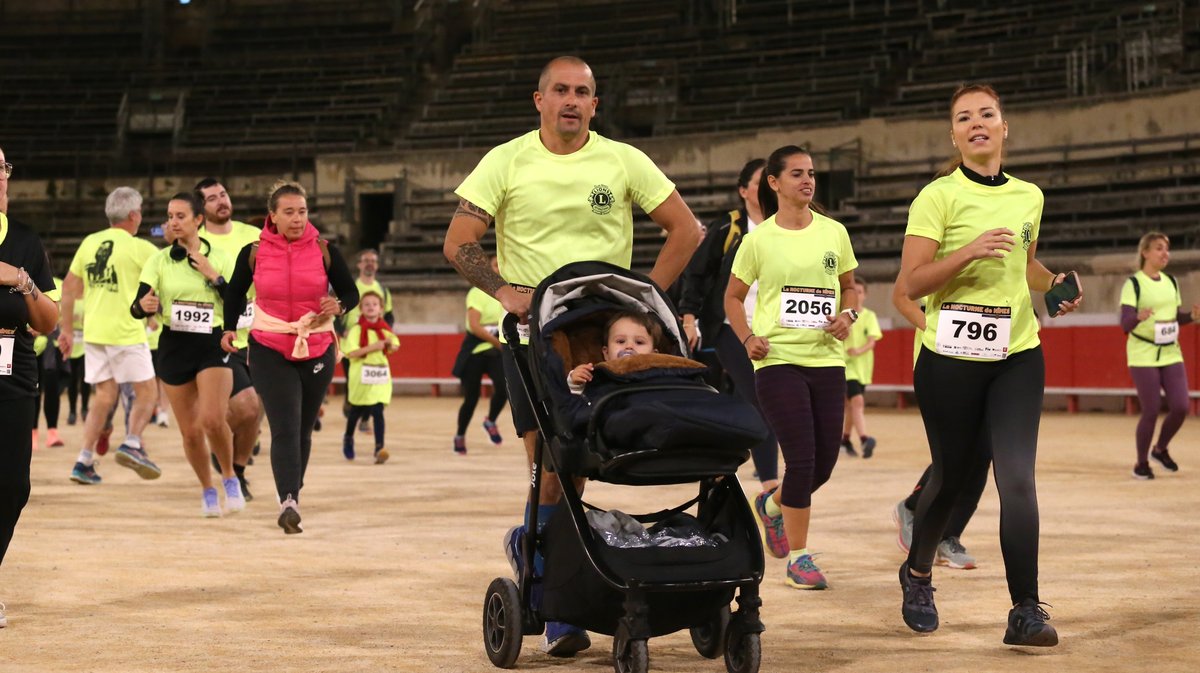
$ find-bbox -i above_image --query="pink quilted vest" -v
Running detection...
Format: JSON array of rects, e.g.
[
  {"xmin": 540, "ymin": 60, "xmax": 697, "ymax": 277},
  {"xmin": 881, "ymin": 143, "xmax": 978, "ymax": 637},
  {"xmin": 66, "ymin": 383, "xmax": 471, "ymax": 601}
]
[{"xmin": 251, "ymin": 218, "xmax": 333, "ymax": 361}]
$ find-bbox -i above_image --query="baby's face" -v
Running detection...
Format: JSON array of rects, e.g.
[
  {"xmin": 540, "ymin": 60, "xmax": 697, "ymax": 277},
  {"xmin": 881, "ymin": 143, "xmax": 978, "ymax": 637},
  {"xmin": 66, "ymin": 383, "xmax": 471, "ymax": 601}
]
[{"xmin": 603, "ymin": 317, "xmax": 655, "ymax": 360}]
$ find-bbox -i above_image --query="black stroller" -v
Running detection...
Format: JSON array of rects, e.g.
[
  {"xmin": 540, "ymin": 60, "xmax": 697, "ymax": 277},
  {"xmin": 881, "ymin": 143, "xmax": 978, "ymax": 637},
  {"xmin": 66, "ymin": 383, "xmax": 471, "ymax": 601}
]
[{"xmin": 481, "ymin": 261, "xmax": 768, "ymax": 673}]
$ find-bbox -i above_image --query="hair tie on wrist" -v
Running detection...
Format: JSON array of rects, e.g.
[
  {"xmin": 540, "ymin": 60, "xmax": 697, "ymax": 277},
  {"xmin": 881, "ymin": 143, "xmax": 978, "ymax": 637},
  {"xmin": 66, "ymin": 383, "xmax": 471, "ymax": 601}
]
[{"xmin": 742, "ymin": 333, "xmax": 755, "ymax": 345}]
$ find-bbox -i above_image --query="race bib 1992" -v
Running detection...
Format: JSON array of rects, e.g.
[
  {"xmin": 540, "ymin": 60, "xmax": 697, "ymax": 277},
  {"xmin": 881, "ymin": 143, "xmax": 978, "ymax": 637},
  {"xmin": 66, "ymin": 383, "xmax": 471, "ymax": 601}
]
[
  {"xmin": 360, "ymin": 364, "xmax": 390, "ymax": 385},
  {"xmin": 171, "ymin": 300, "xmax": 215, "ymax": 334},
  {"xmin": 935, "ymin": 302, "xmax": 1012, "ymax": 360},
  {"xmin": 779, "ymin": 286, "xmax": 837, "ymax": 330}
]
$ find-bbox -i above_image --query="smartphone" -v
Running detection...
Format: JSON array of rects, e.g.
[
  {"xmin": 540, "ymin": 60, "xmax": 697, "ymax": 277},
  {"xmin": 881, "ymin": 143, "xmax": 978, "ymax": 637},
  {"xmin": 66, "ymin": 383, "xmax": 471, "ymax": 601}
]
[{"xmin": 1044, "ymin": 271, "xmax": 1080, "ymax": 316}]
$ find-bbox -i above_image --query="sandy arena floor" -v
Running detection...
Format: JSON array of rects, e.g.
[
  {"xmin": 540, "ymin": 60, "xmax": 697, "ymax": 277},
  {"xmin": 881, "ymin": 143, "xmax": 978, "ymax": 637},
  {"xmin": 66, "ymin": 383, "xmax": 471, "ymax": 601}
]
[{"xmin": 3, "ymin": 397, "xmax": 1198, "ymax": 672}]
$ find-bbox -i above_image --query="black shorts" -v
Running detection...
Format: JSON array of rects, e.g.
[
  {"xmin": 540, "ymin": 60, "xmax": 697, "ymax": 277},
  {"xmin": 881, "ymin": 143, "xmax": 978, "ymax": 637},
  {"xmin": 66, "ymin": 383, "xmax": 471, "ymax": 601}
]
[
  {"xmin": 156, "ymin": 328, "xmax": 231, "ymax": 386},
  {"xmin": 500, "ymin": 344, "xmax": 538, "ymax": 437},
  {"xmin": 846, "ymin": 379, "xmax": 867, "ymax": 398},
  {"xmin": 230, "ymin": 347, "xmax": 254, "ymax": 396}
]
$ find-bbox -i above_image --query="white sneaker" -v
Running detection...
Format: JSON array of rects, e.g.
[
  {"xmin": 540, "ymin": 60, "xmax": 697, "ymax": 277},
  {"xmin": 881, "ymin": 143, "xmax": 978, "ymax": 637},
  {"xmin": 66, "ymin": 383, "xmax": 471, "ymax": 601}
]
[
  {"xmin": 222, "ymin": 477, "xmax": 246, "ymax": 514},
  {"xmin": 155, "ymin": 409, "xmax": 170, "ymax": 428},
  {"xmin": 202, "ymin": 488, "xmax": 221, "ymax": 518},
  {"xmin": 277, "ymin": 494, "xmax": 302, "ymax": 534},
  {"xmin": 0, "ymin": 601, "xmax": 7, "ymax": 628}
]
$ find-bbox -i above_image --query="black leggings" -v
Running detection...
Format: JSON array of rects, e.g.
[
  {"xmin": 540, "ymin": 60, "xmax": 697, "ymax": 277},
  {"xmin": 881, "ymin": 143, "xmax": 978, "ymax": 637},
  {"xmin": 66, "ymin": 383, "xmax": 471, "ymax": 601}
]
[
  {"xmin": 346, "ymin": 403, "xmax": 386, "ymax": 449},
  {"xmin": 1, "ymin": 396, "xmax": 35, "ymax": 566},
  {"xmin": 714, "ymin": 324, "xmax": 779, "ymax": 482},
  {"xmin": 67, "ymin": 355, "xmax": 90, "ymax": 417},
  {"xmin": 904, "ymin": 440, "xmax": 992, "ymax": 541},
  {"xmin": 456, "ymin": 350, "xmax": 508, "ymax": 436},
  {"xmin": 909, "ymin": 346, "xmax": 1044, "ymax": 604},
  {"xmin": 34, "ymin": 357, "xmax": 62, "ymax": 429},
  {"xmin": 250, "ymin": 340, "xmax": 335, "ymax": 503},
  {"xmin": 754, "ymin": 364, "xmax": 845, "ymax": 508}
]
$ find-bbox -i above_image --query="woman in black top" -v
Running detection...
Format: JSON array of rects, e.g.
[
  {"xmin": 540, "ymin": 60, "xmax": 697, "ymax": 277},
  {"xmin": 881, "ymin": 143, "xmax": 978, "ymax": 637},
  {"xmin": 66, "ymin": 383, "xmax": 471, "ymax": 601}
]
[{"xmin": 1, "ymin": 159, "xmax": 61, "ymax": 626}]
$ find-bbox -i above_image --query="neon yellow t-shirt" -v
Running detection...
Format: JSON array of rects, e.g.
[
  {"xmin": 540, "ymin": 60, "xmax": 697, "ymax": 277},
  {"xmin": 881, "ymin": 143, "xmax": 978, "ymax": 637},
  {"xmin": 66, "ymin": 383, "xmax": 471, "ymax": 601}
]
[
  {"xmin": 342, "ymin": 324, "xmax": 400, "ymax": 406},
  {"xmin": 1121, "ymin": 271, "xmax": 1184, "ymax": 367},
  {"xmin": 202, "ymin": 221, "xmax": 260, "ymax": 349},
  {"xmin": 455, "ymin": 130, "xmax": 676, "ymax": 290},
  {"xmin": 846, "ymin": 308, "xmax": 883, "ymax": 384},
  {"xmin": 466, "ymin": 287, "xmax": 505, "ymax": 355},
  {"xmin": 31, "ymin": 278, "xmax": 64, "ymax": 357},
  {"xmin": 68, "ymin": 228, "xmax": 159, "ymax": 346},
  {"xmin": 906, "ymin": 169, "xmax": 1042, "ymax": 361},
  {"xmin": 344, "ymin": 278, "xmax": 393, "ymax": 328},
  {"xmin": 137, "ymin": 238, "xmax": 234, "ymax": 332},
  {"xmin": 730, "ymin": 212, "xmax": 858, "ymax": 370}
]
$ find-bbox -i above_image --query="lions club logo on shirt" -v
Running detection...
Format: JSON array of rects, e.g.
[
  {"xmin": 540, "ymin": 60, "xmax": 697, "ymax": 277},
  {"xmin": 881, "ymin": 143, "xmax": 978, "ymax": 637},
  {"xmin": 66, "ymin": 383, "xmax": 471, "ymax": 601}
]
[
  {"xmin": 1021, "ymin": 222, "xmax": 1033, "ymax": 250},
  {"xmin": 822, "ymin": 251, "xmax": 838, "ymax": 275},
  {"xmin": 589, "ymin": 184, "xmax": 615, "ymax": 215}
]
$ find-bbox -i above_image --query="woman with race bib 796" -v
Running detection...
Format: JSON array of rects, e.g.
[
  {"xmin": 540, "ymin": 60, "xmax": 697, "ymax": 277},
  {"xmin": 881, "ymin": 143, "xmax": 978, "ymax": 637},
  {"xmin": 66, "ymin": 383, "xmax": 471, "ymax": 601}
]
[{"xmin": 895, "ymin": 84, "xmax": 1081, "ymax": 646}]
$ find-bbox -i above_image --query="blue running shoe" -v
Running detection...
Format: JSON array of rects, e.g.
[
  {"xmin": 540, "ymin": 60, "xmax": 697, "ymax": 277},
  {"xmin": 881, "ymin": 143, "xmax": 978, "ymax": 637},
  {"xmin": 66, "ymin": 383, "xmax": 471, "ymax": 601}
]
[
  {"xmin": 482, "ymin": 418, "xmax": 503, "ymax": 445},
  {"xmin": 70, "ymin": 462, "xmax": 101, "ymax": 485},
  {"xmin": 201, "ymin": 488, "xmax": 221, "ymax": 518},
  {"xmin": 115, "ymin": 444, "xmax": 162, "ymax": 480},
  {"xmin": 544, "ymin": 622, "xmax": 591, "ymax": 657},
  {"xmin": 342, "ymin": 435, "xmax": 355, "ymax": 460},
  {"xmin": 222, "ymin": 477, "xmax": 246, "ymax": 514},
  {"xmin": 503, "ymin": 525, "xmax": 524, "ymax": 578}
]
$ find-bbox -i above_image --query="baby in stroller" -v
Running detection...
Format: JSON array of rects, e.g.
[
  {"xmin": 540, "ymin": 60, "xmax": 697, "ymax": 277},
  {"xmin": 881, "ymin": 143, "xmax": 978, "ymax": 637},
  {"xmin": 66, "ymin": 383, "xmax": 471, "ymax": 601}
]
[{"xmin": 567, "ymin": 311, "xmax": 659, "ymax": 393}]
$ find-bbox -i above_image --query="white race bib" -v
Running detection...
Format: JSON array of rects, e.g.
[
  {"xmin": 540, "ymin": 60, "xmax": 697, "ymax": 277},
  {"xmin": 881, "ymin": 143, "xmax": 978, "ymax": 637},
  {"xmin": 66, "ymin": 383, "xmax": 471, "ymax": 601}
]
[
  {"xmin": 0, "ymin": 335, "xmax": 13, "ymax": 376},
  {"xmin": 360, "ymin": 364, "xmax": 390, "ymax": 385},
  {"xmin": 779, "ymin": 285, "xmax": 837, "ymax": 330},
  {"xmin": 236, "ymin": 302, "xmax": 255, "ymax": 330},
  {"xmin": 1155, "ymin": 321, "xmax": 1179, "ymax": 345},
  {"xmin": 171, "ymin": 300, "xmax": 215, "ymax": 334},
  {"xmin": 935, "ymin": 303, "xmax": 1012, "ymax": 360},
  {"xmin": 516, "ymin": 322, "xmax": 530, "ymax": 342}
]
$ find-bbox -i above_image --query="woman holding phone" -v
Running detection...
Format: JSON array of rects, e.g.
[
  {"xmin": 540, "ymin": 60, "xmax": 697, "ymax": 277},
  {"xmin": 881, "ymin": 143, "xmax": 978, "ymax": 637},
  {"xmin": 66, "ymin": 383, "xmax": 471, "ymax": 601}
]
[
  {"xmin": 895, "ymin": 84, "xmax": 1080, "ymax": 646},
  {"xmin": 1119, "ymin": 232, "xmax": 1198, "ymax": 479}
]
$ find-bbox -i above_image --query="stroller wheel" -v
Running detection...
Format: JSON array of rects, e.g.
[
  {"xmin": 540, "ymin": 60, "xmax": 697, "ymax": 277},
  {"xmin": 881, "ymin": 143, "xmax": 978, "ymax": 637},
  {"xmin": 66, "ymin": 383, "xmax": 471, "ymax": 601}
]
[
  {"xmin": 482, "ymin": 577, "xmax": 523, "ymax": 668},
  {"xmin": 612, "ymin": 636, "xmax": 649, "ymax": 673},
  {"xmin": 723, "ymin": 630, "xmax": 761, "ymax": 673},
  {"xmin": 690, "ymin": 605, "xmax": 731, "ymax": 659}
]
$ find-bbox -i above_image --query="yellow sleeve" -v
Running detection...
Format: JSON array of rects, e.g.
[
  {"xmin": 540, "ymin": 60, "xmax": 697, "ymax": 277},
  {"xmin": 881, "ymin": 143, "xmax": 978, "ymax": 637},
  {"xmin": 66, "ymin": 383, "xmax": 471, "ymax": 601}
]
[
  {"xmin": 1119, "ymin": 278, "xmax": 1137, "ymax": 308},
  {"xmin": 838, "ymin": 223, "xmax": 858, "ymax": 274},
  {"xmin": 454, "ymin": 144, "xmax": 510, "ymax": 216},
  {"xmin": 905, "ymin": 185, "xmax": 947, "ymax": 243},
  {"xmin": 138, "ymin": 252, "xmax": 161, "ymax": 289},
  {"xmin": 344, "ymin": 325, "xmax": 363, "ymax": 359},
  {"xmin": 866, "ymin": 312, "xmax": 883, "ymax": 340},
  {"xmin": 619, "ymin": 144, "xmax": 675, "ymax": 214},
  {"xmin": 729, "ymin": 232, "xmax": 759, "ymax": 286},
  {"xmin": 69, "ymin": 237, "xmax": 90, "ymax": 278}
]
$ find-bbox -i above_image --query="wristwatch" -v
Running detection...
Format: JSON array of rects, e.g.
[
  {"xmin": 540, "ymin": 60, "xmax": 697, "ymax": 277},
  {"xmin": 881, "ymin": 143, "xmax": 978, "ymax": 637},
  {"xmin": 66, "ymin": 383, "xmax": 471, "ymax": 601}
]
[{"xmin": 841, "ymin": 308, "xmax": 859, "ymax": 323}]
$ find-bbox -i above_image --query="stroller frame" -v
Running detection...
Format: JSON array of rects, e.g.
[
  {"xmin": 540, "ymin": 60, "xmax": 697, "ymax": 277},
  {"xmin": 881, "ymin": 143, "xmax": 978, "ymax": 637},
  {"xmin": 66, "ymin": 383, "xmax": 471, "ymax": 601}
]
[{"xmin": 481, "ymin": 263, "xmax": 765, "ymax": 673}]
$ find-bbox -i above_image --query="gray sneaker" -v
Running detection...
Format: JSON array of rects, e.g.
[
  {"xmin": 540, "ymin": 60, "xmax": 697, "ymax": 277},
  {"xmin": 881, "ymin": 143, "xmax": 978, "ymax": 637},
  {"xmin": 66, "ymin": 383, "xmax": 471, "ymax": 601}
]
[
  {"xmin": 935, "ymin": 536, "xmax": 977, "ymax": 569},
  {"xmin": 892, "ymin": 500, "xmax": 914, "ymax": 553}
]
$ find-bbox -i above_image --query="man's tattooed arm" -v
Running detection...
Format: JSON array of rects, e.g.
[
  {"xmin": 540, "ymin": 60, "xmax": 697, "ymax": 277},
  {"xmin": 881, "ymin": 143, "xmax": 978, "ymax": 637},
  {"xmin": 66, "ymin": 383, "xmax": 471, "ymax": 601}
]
[
  {"xmin": 453, "ymin": 241, "xmax": 507, "ymax": 296},
  {"xmin": 453, "ymin": 199, "xmax": 493, "ymax": 227}
]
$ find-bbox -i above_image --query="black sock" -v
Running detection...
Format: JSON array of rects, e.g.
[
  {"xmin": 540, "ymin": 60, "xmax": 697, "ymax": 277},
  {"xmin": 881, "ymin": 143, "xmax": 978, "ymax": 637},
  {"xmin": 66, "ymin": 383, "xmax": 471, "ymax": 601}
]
[{"xmin": 234, "ymin": 464, "xmax": 246, "ymax": 477}]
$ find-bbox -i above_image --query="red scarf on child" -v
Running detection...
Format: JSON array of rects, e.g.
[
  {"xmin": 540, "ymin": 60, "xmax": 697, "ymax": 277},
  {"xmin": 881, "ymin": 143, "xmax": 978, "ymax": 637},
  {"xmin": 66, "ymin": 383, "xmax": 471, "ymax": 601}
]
[{"xmin": 358, "ymin": 315, "xmax": 392, "ymax": 348}]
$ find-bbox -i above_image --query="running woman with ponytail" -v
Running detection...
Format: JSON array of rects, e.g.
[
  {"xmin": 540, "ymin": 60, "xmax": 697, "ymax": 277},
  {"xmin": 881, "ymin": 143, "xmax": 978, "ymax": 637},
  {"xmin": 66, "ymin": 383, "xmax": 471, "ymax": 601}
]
[
  {"xmin": 1121, "ymin": 232, "xmax": 1198, "ymax": 479},
  {"xmin": 222, "ymin": 181, "xmax": 358, "ymax": 534},
  {"xmin": 132, "ymin": 192, "xmax": 244, "ymax": 517},
  {"xmin": 725, "ymin": 145, "xmax": 859, "ymax": 590},
  {"xmin": 896, "ymin": 84, "xmax": 1080, "ymax": 646}
]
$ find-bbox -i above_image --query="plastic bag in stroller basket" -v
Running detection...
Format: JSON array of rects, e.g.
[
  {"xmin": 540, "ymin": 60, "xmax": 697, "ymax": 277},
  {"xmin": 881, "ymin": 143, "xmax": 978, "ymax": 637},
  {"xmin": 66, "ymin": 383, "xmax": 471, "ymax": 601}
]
[{"xmin": 580, "ymin": 354, "xmax": 769, "ymax": 455}]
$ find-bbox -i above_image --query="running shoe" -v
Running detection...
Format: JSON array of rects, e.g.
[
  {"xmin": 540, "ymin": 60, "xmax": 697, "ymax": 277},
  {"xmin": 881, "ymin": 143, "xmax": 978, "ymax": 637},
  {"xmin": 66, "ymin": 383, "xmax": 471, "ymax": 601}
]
[
  {"xmin": 483, "ymin": 418, "xmax": 503, "ymax": 445},
  {"xmin": 543, "ymin": 622, "xmax": 591, "ymax": 657},
  {"xmin": 503, "ymin": 525, "xmax": 525, "ymax": 578},
  {"xmin": 70, "ymin": 462, "xmax": 101, "ymax": 485},
  {"xmin": 115, "ymin": 444, "xmax": 162, "ymax": 480},
  {"xmin": 753, "ymin": 488, "xmax": 789, "ymax": 559},
  {"xmin": 1132, "ymin": 462, "xmax": 1155, "ymax": 480},
  {"xmin": 201, "ymin": 488, "xmax": 221, "ymax": 518},
  {"xmin": 892, "ymin": 500, "xmax": 914, "ymax": 553},
  {"xmin": 785, "ymin": 553, "xmax": 828, "ymax": 590},
  {"xmin": 237, "ymin": 473, "xmax": 253, "ymax": 502},
  {"xmin": 0, "ymin": 601, "xmax": 7, "ymax": 628},
  {"xmin": 278, "ymin": 494, "xmax": 303, "ymax": 534},
  {"xmin": 342, "ymin": 435, "xmax": 355, "ymax": 461},
  {"xmin": 1150, "ymin": 446, "xmax": 1179, "ymax": 472},
  {"xmin": 374, "ymin": 447, "xmax": 389, "ymax": 465},
  {"xmin": 1003, "ymin": 599, "xmax": 1058, "ymax": 647},
  {"xmin": 68, "ymin": 411, "xmax": 77, "ymax": 426},
  {"xmin": 47, "ymin": 429, "xmax": 64, "ymax": 448},
  {"xmin": 840, "ymin": 438, "xmax": 858, "ymax": 457},
  {"xmin": 96, "ymin": 427, "xmax": 112, "ymax": 456},
  {"xmin": 861, "ymin": 436, "xmax": 877, "ymax": 459},
  {"xmin": 222, "ymin": 477, "xmax": 246, "ymax": 514},
  {"xmin": 453, "ymin": 435, "xmax": 467, "ymax": 455},
  {"xmin": 899, "ymin": 562, "xmax": 938, "ymax": 633},
  {"xmin": 935, "ymin": 536, "xmax": 977, "ymax": 569},
  {"xmin": 155, "ymin": 409, "xmax": 170, "ymax": 428}
]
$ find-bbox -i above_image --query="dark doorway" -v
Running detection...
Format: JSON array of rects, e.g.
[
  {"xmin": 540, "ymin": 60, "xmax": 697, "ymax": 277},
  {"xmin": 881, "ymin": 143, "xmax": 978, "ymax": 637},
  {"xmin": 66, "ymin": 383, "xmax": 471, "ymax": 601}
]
[{"xmin": 358, "ymin": 192, "xmax": 394, "ymax": 251}]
